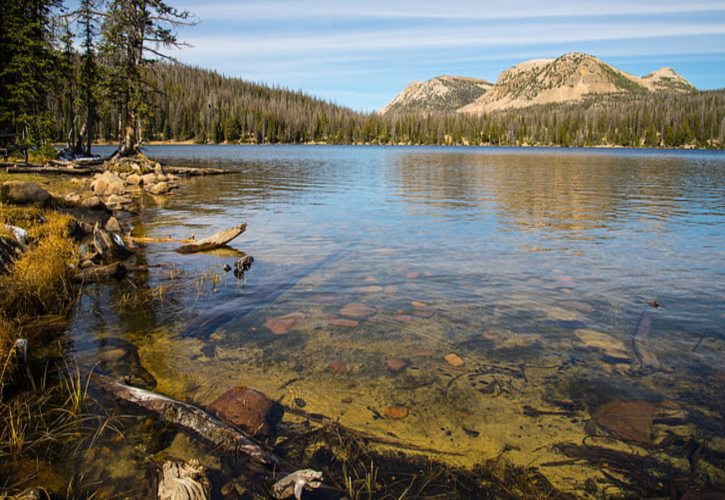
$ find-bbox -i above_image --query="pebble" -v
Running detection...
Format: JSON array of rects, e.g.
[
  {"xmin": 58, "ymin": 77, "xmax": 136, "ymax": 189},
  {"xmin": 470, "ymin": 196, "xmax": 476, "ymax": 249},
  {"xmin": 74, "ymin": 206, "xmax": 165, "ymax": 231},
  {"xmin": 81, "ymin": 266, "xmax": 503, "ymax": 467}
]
[
  {"xmin": 328, "ymin": 318, "xmax": 359, "ymax": 328},
  {"xmin": 354, "ymin": 285, "xmax": 384, "ymax": 294},
  {"xmin": 386, "ymin": 358, "xmax": 407, "ymax": 373},
  {"xmin": 383, "ymin": 406, "xmax": 409, "ymax": 419},
  {"xmin": 444, "ymin": 353, "xmax": 465, "ymax": 367},
  {"xmin": 264, "ymin": 312, "xmax": 305, "ymax": 334},
  {"xmin": 340, "ymin": 303, "xmax": 377, "ymax": 319},
  {"xmin": 329, "ymin": 361, "xmax": 347, "ymax": 374},
  {"xmin": 405, "ymin": 271, "xmax": 421, "ymax": 279}
]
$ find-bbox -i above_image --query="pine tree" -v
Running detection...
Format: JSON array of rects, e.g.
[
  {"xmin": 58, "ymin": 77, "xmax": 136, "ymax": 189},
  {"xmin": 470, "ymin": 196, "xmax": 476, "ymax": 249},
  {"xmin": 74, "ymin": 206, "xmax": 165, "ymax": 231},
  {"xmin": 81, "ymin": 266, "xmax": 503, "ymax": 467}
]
[
  {"xmin": 0, "ymin": 0, "xmax": 62, "ymax": 144},
  {"xmin": 77, "ymin": 0, "xmax": 100, "ymax": 155},
  {"xmin": 100, "ymin": 0, "xmax": 193, "ymax": 156}
]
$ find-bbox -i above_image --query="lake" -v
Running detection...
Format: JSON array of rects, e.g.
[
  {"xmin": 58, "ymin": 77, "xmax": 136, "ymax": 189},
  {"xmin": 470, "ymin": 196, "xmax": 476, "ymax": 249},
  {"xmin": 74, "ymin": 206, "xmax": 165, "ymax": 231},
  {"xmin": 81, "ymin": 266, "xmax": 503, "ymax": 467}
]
[{"xmin": 72, "ymin": 145, "xmax": 725, "ymax": 496}]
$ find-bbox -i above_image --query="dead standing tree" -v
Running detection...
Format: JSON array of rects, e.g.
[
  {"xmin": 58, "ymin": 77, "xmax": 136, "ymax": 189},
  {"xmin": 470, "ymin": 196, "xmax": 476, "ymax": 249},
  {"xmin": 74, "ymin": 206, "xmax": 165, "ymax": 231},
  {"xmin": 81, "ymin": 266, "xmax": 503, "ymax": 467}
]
[{"xmin": 100, "ymin": 0, "xmax": 195, "ymax": 157}]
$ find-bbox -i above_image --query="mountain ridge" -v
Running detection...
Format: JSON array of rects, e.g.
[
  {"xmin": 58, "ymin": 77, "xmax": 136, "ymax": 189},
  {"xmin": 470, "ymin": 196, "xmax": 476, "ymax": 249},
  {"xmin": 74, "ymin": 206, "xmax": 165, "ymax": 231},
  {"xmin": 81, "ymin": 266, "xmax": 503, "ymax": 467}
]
[
  {"xmin": 381, "ymin": 75, "xmax": 493, "ymax": 114},
  {"xmin": 383, "ymin": 53, "xmax": 696, "ymax": 114}
]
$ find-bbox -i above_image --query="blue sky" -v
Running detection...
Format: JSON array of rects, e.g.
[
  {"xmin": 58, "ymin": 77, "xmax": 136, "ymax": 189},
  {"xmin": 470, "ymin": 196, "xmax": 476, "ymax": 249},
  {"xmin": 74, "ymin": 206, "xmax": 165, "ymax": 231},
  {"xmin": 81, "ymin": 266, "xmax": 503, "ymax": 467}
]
[{"xmin": 166, "ymin": 0, "xmax": 725, "ymax": 111}]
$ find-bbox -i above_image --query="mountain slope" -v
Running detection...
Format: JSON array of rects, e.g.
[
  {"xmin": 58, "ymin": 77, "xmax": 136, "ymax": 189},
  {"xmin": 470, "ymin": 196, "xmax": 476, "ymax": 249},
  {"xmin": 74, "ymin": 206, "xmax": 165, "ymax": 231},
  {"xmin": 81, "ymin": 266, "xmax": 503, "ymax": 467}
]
[
  {"xmin": 459, "ymin": 53, "xmax": 695, "ymax": 114},
  {"xmin": 381, "ymin": 75, "xmax": 492, "ymax": 114}
]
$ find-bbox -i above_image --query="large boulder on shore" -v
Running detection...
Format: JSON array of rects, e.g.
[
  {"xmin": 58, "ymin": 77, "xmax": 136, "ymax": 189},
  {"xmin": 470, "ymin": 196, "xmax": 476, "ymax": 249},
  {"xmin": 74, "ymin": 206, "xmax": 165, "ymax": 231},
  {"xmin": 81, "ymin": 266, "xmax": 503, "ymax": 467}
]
[
  {"xmin": 0, "ymin": 181, "xmax": 51, "ymax": 206},
  {"xmin": 208, "ymin": 386, "xmax": 282, "ymax": 437}
]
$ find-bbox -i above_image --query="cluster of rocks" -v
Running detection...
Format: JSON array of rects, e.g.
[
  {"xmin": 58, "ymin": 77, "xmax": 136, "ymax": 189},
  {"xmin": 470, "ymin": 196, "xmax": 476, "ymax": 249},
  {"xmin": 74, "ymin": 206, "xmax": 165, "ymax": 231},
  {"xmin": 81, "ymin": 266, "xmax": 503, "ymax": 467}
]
[{"xmin": 72, "ymin": 168, "xmax": 180, "ymax": 212}]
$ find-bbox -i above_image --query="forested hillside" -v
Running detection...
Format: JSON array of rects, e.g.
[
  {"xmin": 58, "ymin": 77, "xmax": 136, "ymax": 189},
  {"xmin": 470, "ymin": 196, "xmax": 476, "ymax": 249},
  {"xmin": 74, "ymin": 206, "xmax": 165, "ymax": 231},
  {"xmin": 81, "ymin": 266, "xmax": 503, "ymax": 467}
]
[{"xmin": 81, "ymin": 63, "xmax": 725, "ymax": 148}]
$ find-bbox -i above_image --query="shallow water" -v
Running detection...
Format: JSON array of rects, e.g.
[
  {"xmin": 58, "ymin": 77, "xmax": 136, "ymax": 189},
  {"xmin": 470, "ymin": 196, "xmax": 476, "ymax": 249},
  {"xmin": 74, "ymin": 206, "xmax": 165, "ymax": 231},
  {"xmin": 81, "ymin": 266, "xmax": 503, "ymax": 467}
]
[{"xmin": 73, "ymin": 145, "xmax": 725, "ymax": 495}]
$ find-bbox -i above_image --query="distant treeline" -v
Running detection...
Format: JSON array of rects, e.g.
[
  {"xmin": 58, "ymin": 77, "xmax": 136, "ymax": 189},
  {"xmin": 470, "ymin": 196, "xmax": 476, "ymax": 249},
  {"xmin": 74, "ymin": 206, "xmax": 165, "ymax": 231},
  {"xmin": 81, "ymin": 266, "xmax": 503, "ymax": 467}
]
[{"xmin": 67, "ymin": 63, "xmax": 723, "ymax": 149}]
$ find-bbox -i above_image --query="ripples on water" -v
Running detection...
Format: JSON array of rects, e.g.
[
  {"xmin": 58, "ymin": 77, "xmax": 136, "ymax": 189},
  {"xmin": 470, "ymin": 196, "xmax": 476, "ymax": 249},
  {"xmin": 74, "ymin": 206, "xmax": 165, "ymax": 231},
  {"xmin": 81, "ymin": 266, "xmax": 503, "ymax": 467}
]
[{"xmin": 76, "ymin": 145, "xmax": 725, "ymax": 495}]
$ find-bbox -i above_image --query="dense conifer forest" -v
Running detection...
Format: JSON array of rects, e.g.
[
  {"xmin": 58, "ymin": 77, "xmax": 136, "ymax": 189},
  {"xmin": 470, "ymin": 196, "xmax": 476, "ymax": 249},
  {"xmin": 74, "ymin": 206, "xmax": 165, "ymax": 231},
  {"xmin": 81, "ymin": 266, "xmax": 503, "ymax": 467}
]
[{"xmin": 1, "ymin": 1, "xmax": 724, "ymax": 151}]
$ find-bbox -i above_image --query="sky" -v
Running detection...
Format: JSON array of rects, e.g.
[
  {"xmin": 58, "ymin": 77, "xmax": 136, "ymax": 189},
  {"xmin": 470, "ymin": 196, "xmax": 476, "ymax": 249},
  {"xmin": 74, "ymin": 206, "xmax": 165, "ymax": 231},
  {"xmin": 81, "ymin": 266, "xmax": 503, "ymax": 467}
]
[{"xmin": 166, "ymin": 0, "xmax": 725, "ymax": 112}]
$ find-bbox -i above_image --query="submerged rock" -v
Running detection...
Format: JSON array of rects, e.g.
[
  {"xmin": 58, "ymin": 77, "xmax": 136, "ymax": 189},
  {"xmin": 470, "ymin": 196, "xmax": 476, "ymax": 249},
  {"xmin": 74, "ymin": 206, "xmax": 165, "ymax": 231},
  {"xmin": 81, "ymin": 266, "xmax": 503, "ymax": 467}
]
[
  {"xmin": 574, "ymin": 329, "xmax": 629, "ymax": 360},
  {"xmin": 383, "ymin": 406, "xmax": 409, "ymax": 419},
  {"xmin": 208, "ymin": 386, "xmax": 282, "ymax": 437},
  {"xmin": 328, "ymin": 317, "xmax": 359, "ymax": 328},
  {"xmin": 329, "ymin": 361, "xmax": 348, "ymax": 374},
  {"xmin": 386, "ymin": 358, "xmax": 408, "ymax": 373},
  {"xmin": 264, "ymin": 312, "xmax": 305, "ymax": 334},
  {"xmin": 340, "ymin": 303, "xmax": 377, "ymax": 319},
  {"xmin": 591, "ymin": 400, "xmax": 656, "ymax": 445},
  {"xmin": 444, "ymin": 353, "xmax": 465, "ymax": 367}
]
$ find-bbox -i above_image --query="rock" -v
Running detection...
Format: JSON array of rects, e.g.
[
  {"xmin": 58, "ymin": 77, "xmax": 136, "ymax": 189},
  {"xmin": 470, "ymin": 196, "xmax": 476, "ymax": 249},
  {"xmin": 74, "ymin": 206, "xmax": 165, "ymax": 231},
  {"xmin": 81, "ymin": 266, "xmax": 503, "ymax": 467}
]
[
  {"xmin": 264, "ymin": 312, "xmax": 305, "ymax": 334},
  {"xmin": 106, "ymin": 194, "xmax": 132, "ymax": 205},
  {"xmin": 147, "ymin": 182, "xmax": 170, "ymax": 195},
  {"xmin": 411, "ymin": 301, "xmax": 428, "ymax": 309},
  {"xmin": 329, "ymin": 361, "xmax": 347, "ymax": 374},
  {"xmin": 140, "ymin": 173, "xmax": 157, "ymax": 186},
  {"xmin": 126, "ymin": 173, "xmax": 141, "ymax": 185},
  {"xmin": 328, "ymin": 317, "xmax": 359, "ymax": 328},
  {"xmin": 574, "ymin": 329, "xmax": 629, "ymax": 359},
  {"xmin": 383, "ymin": 406, "xmax": 409, "ymax": 419},
  {"xmin": 340, "ymin": 303, "xmax": 377, "ymax": 319},
  {"xmin": 413, "ymin": 308, "xmax": 434, "ymax": 318},
  {"xmin": 383, "ymin": 285, "xmax": 398, "ymax": 295},
  {"xmin": 405, "ymin": 271, "xmax": 421, "ymax": 279},
  {"xmin": 104, "ymin": 180, "xmax": 126, "ymax": 196},
  {"xmin": 105, "ymin": 216, "xmax": 122, "ymax": 233},
  {"xmin": 80, "ymin": 195, "xmax": 104, "ymax": 210},
  {"xmin": 354, "ymin": 285, "xmax": 383, "ymax": 294},
  {"xmin": 0, "ymin": 181, "xmax": 51, "ymax": 206},
  {"xmin": 97, "ymin": 347, "xmax": 127, "ymax": 362},
  {"xmin": 444, "ymin": 353, "xmax": 465, "ymax": 367},
  {"xmin": 546, "ymin": 307, "xmax": 584, "ymax": 322},
  {"xmin": 394, "ymin": 314, "xmax": 416, "ymax": 323},
  {"xmin": 386, "ymin": 358, "xmax": 407, "ymax": 373},
  {"xmin": 92, "ymin": 178, "xmax": 109, "ymax": 196},
  {"xmin": 208, "ymin": 386, "xmax": 282, "ymax": 436},
  {"xmin": 591, "ymin": 400, "xmax": 657, "ymax": 445}
]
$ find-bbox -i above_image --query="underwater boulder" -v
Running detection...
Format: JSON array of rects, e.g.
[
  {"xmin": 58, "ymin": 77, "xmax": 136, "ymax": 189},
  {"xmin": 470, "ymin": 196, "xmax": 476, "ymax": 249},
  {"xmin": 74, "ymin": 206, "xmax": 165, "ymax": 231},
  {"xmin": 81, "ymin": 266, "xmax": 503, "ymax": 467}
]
[{"xmin": 208, "ymin": 386, "xmax": 282, "ymax": 437}]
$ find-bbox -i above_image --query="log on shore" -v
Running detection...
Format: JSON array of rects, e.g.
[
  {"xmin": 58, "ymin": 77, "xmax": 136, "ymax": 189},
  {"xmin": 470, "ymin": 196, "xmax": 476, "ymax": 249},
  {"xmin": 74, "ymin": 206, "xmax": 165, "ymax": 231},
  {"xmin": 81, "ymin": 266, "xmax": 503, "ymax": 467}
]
[
  {"xmin": 4, "ymin": 165, "xmax": 103, "ymax": 175},
  {"xmin": 93, "ymin": 374, "xmax": 285, "ymax": 469},
  {"xmin": 175, "ymin": 223, "xmax": 247, "ymax": 254}
]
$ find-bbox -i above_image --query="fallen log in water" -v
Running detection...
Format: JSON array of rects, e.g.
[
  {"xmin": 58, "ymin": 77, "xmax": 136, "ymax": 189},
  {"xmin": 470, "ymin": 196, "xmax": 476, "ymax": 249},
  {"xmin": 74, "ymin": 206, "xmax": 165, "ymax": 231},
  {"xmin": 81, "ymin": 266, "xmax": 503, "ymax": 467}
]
[
  {"xmin": 175, "ymin": 223, "xmax": 247, "ymax": 254},
  {"xmin": 93, "ymin": 374, "xmax": 285, "ymax": 468},
  {"xmin": 181, "ymin": 247, "xmax": 348, "ymax": 338},
  {"xmin": 631, "ymin": 305, "xmax": 662, "ymax": 373},
  {"xmin": 162, "ymin": 166, "xmax": 227, "ymax": 176}
]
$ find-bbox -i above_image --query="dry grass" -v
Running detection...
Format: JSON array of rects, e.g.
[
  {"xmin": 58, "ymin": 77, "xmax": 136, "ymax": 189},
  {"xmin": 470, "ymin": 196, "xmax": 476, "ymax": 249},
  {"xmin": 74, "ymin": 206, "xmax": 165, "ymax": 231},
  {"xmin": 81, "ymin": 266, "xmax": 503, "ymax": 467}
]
[
  {"xmin": 0, "ymin": 206, "xmax": 79, "ymax": 319},
  {"xmin": 0, "ymin": 232, "xmax": 78, "ymax": 318}
]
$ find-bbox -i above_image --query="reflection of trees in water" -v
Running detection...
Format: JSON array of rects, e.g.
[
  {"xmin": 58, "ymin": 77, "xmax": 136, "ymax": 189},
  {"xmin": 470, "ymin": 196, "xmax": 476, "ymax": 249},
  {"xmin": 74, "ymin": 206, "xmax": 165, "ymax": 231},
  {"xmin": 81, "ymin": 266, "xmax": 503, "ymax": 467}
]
[{"xmin": 389, "ymin": 152, "xmax": 711, "ymax": 236}]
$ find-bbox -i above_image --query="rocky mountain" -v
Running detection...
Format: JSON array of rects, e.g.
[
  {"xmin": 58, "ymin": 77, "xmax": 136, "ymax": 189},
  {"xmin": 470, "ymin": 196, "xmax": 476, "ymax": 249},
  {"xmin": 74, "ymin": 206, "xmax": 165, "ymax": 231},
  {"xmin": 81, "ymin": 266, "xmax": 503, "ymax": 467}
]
[
  {"xmin": 381, "ymin": 75, "xmax": 493, "ymax": 114},
  {"xmin": 460, "ymin": 53, "xmax": 695, "ymax": 114},
  {"xmin": 383, "ymin": 53, "xmax": 695, "ymax": 115}
]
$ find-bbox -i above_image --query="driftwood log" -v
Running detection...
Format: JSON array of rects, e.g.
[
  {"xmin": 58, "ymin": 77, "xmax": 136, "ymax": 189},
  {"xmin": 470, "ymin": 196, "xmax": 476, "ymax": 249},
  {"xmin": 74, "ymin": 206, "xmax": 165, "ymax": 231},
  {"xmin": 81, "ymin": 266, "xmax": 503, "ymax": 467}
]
[
  {"xmin": 93, "ymin": 374, "xmax": 284, "ymax": 468},
  {"xmin": 4, "ymin": 165, "xmax": 103, "ymax": 175},
  {"xmin": 175, "ymin": 223, "xmax": 247, "ymax": 254},
  {"xmin": 162, "ymin": 166, "xmax": 227, "ymax": 176}
]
